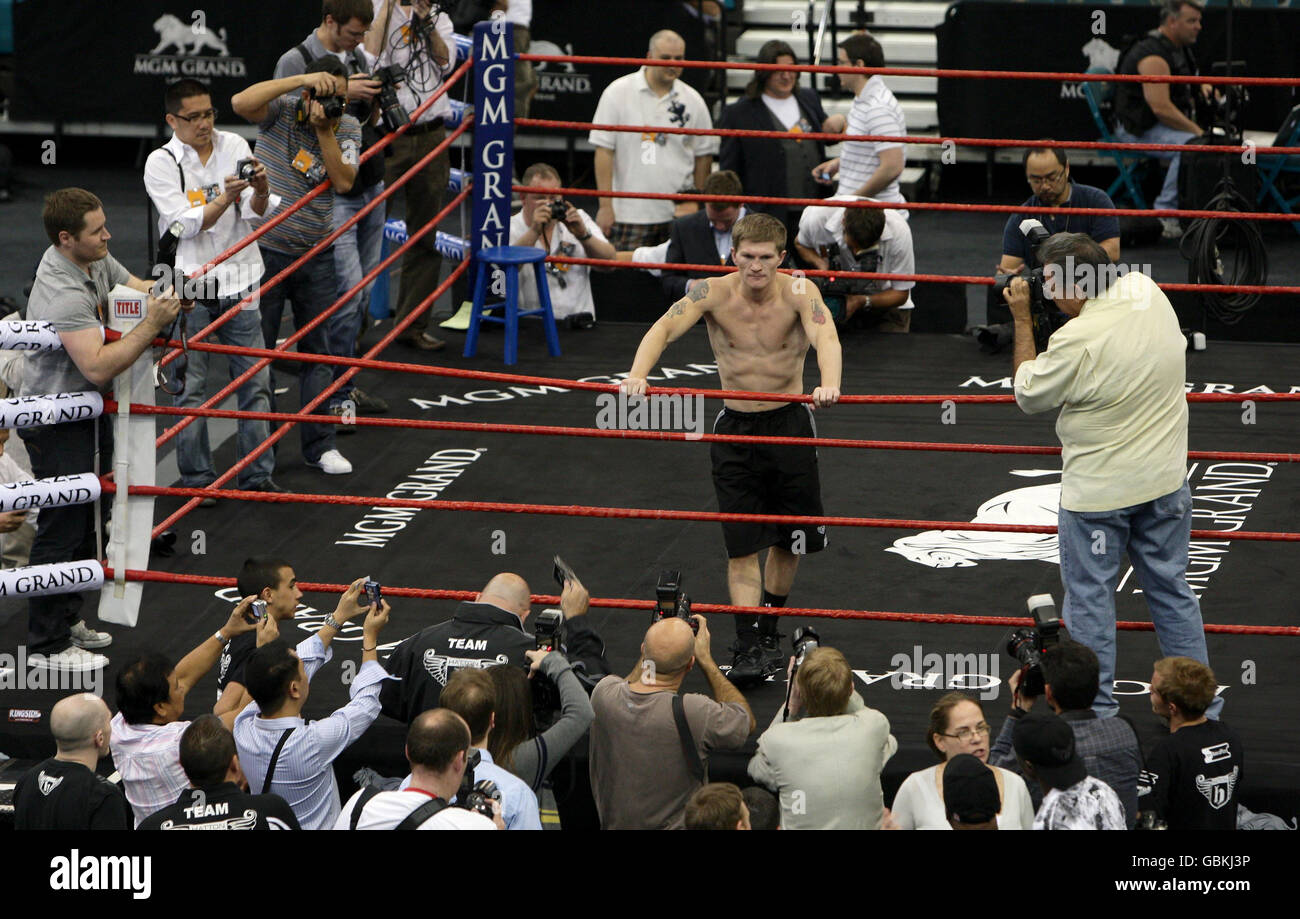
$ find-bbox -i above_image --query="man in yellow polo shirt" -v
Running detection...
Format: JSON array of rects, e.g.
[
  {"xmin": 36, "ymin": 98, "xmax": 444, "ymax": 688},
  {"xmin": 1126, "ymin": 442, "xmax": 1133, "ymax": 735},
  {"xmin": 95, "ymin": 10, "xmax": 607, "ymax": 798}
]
[{"xmin": 1003, "ymin": 233, "xmax": 1220, "ymax": 722}]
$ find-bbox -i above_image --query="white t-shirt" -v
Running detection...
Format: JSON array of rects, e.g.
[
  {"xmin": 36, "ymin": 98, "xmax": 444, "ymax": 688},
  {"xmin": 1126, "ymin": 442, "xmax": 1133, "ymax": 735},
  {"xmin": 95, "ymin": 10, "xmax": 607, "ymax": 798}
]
[
  {"xmin": 503, "ymin": 0, "xmax": 532, "ymax": 27},
  {"xmin": 891, "ymin": 763, "xmax": 1036, "ymax": 830},
  {"xmin": 509, "ymin": 209, "xmax": 607, "ymax": 319},
  {"xmin": 1014, "ymin": 271, "xmax": 1189, "ymax": 512},
  {"xmin": 761, "ymin": 93, "xmax": 802, "ymax": 130},
  {"xmin": 797, "ymin": 196, "xmax": 915, "ymax": 310},
  {"xmin": 372, "ymin": 1, "xmax": 456, "ymax": 123},
  {"xmin": 588, "ymin": 69, "xmax": 719, "ymax": 224},
  {"xmin": 335, "ymin": 788, "xmax": 496, "ymax": 829},
  {"xmin": 837, "ymin": 76, "xmax": 907, "ymax": 206}
]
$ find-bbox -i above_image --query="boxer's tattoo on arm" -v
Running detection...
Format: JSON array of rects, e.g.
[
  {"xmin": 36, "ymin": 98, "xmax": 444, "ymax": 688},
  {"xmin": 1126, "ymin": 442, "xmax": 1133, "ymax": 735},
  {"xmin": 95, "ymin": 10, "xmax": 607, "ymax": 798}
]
[
  {"xmin": 811, "ymin": 300, "xmax": 828, "ymax": 325},
  {"xmin": 687, "ymin": 280, "xmax": 710, "ymax": 302},
  {"xmin": 668, "ymin": 300, "xmax": 686, "ymax": 317}
]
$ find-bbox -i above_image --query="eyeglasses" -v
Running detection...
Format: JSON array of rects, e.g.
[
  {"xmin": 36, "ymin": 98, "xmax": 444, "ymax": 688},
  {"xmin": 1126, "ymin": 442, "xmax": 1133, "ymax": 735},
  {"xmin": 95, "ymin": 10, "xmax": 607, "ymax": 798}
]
[
  {"xmin": 1027, "ymin": 169, "xmax": 1064, "ymax": 187},
  {"xmin": 941, "ymin": 722, "xmax": 991, "ymax": 741},
  {"xmin": 175, "ymin": 108, "xmax": 218, "ymax": 124}
]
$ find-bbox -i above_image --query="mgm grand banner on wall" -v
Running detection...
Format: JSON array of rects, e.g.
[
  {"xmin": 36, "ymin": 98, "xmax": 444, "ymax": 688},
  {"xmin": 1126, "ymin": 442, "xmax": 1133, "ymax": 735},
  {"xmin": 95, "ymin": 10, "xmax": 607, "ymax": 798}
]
[{"xmin": 13, "ymin": 1, "xmax": 319, "ymax": 123}]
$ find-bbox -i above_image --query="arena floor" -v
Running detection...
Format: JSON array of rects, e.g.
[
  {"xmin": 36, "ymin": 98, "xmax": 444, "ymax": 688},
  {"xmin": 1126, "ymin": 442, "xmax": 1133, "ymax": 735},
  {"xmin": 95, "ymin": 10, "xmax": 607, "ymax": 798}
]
[{"xmin": 2, "ymin": 324, "xmax": 1295, "ymax": 818}]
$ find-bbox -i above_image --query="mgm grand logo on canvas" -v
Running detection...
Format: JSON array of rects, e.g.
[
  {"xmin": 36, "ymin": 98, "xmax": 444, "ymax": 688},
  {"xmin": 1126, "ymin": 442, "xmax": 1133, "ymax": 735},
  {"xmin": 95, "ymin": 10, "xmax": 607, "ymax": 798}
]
[{"xmin": 134, "ymin": 13, "xmax": 248, "ymax": 78}]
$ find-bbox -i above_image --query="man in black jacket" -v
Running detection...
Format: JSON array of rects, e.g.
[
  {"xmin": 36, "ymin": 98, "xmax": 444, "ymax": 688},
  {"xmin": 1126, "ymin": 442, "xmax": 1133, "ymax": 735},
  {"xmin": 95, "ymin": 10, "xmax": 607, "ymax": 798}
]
[
  {"xmin": 380, "ymin": 571, "xmax": 608, "ymax": 724},
  {"xmin": 660, "ymin": 170, "xmax": 747, "ymax": 302},
  {"xmin": 718, "ymin": 40, "xmax": 845, "ymax": 243},
  {"xmin": 138, "ymin": 714, "xmax": 300, "ymax": 829}
]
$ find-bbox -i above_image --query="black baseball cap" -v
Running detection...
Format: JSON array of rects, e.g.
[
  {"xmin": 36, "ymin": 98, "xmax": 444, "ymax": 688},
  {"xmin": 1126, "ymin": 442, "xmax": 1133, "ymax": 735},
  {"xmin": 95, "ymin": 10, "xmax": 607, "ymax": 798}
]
[
  {"xmin": 943, "ymin": 753, "xmax": 1001, "ymax": 824},
  {"xmin": 1012, "ymin": 709, "xmax": 1087, "ymax": 789}
]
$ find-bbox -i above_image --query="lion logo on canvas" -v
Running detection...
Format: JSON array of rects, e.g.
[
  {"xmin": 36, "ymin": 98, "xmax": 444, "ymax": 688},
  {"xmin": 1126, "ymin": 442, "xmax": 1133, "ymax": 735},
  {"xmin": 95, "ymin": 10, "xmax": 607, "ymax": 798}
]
[{"xmin": 134, "ymin": 12, "xmax": 248, "ymax": 78}]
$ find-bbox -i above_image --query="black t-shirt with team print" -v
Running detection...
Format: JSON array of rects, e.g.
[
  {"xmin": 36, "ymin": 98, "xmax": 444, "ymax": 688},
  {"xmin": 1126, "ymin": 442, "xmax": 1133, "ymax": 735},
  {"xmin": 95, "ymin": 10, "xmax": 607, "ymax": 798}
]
[
  {"xmin": 138, "ymin": 783, "xmax": 300, "ymax": 830},
  {"xmin": 1137, "ymin": 720, "xmax": 1243, "ymax": 830}
]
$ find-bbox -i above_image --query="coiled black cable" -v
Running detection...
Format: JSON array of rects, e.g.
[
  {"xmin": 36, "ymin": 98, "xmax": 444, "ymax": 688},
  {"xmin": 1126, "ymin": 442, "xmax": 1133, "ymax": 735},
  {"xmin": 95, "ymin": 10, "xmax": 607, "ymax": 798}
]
[{"xmin": 1178, "ymin": 175, "xmax": 1268, "ymax": 325}]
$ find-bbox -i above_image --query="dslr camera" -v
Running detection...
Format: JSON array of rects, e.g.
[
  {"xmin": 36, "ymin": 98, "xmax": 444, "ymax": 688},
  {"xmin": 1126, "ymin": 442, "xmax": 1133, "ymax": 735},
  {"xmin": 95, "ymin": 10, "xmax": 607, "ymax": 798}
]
[
  {"xmin": 652, "ymin": 569, "xmax": 697, "ymax": 634},
  {"xmin": 300, "ymin": 88, "xmax": 345, "ymax": 122},
  {"xmin": 547, "ymin": 199, "xmax": 569, "ymax": 221},
  {"xmin": 456, "ymin": 748, "xmax": 502, "ymax": 820},
  {"xmin": 530, "ymin": 608, "xmax": 564, "ymax": 722},
  {"xmin": 1004, "ymin": 594, "xmax": 1066, "ymax": 698},
  {"xmin": 982, "ymin": 219, "xmax": 1061, "ymax": 353},
  {"xmin": 372, "ymin": 64, "xmax": 410, "ymax": 134},
  {"xmin": 817, "ymin": 242, "xmax": 880, "ymax": 324}
]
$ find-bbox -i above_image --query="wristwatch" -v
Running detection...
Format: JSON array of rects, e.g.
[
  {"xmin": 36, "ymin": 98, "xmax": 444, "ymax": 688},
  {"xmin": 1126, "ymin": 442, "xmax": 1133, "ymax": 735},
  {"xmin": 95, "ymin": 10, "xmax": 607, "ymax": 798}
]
[
  {"xmin": 323, "ymin": 614, "xmax": 344, "ymax": 631},
  {"xmin": 213, "ymin": 630, "xmax": 231, "ymax": 647}
]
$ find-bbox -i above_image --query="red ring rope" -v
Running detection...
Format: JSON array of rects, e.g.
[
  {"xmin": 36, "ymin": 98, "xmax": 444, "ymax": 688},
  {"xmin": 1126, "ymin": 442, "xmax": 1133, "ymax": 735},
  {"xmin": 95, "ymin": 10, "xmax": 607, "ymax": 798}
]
[{"xmin": 99, "ymin": 568, "xmax": 1300, "ymax": 637}]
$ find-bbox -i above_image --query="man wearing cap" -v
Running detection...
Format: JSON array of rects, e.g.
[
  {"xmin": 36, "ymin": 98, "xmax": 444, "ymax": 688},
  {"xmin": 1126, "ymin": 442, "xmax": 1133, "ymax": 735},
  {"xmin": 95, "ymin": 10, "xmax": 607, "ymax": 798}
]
[
  {"xmin": 1013, "ymin": 710, "xmax": 1126, "ymax": 830},
  {"xmin": 943, "ymin": 753, "xmax": 1000, "ymax": 830}
]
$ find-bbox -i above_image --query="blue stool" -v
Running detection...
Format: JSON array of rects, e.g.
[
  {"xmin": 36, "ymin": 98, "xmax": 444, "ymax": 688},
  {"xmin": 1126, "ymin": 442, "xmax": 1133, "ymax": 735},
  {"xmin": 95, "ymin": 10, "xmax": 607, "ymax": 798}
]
[{"xmin": 464, "ymin": 246, "xmax": 561, "ymax": 365}]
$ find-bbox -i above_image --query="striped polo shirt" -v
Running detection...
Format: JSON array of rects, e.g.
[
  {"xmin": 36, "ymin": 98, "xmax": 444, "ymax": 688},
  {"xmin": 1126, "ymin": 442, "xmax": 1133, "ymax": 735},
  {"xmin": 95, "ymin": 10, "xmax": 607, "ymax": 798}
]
[
  {"xmin": 255, "ymin": 94, "xmax": 361, "ymax": 255},
  {"xmin": 836, "ymin": 76, "xmax": 907, "ymax": 206}
]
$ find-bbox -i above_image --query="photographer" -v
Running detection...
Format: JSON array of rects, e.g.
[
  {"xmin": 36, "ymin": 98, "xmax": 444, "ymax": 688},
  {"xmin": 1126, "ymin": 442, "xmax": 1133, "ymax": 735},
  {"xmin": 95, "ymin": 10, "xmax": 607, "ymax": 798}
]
[
  {"xmin": 1113, "ymin": 0, "xmax": 1207, "ymax": 238},
  {"xmin": 380, "ymin": 569, "xmax": 606, "ymax": 724},
  {"xmin": 1006, "ymin": 233, "xmax": 1221, "ymax": 721},
  {"xmin": 275, "ymin": 0, "xmax": 391, "ymax": 423},
  {"xmin": 232, "ymin": 58, "xmax": 362, "ymax": 476},
  {"xmin": 138, "ymin": 715, "xmax": 300, "ymax": 830},
  {"xmin": 214, "ymin": 557, "xmax": 304, "ymax": 716},
  {"xmin": 435, "ymin": 668, "xmax": 542, "ymax": 829},
  {"xmin": 748, "ymin": 646, "xmax": 896, "ymax": 830},
  {"xmin": 145, "ymin": 79, "xmax": 281, "ymax": 498},
  {"xmin": 510, "ymin": 162, "xmax": 614, "ymax": 330},
  {"xmin": 335, "ymin": 709, "xmax": 502, "ymax": 829},
  {"xmin": 989, "ymin": 640, "xmax": 1142, "ymax": 827},
  {"xmin": 365, "ymin": 0, "xmax": 457, "ymax": 352},
  {"xmin": 795, "ymin": 197, "xmax": 914, "ymax": 331},
  {"xmin": 486, "ymin": 650, "xmax": 594, "ymax": 793},
  {"xmin": 232, "ymin": 577, "xmax": 392, "ymax": 830},
  {"xmin": 111, "ymin": 598, "xmax": 270, "ymax": 826},
  {"xmin": 589, "ymin": 614, "xmax": 755, "ymax": 830}
]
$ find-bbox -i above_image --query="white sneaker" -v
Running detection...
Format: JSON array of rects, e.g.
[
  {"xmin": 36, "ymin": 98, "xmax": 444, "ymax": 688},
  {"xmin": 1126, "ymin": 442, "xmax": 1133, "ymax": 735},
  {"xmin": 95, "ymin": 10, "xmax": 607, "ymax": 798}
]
[
  {"xmin": 31, "ymin": 646, "xmax": 109, "ymax": 672},
  {"xmin": 1160, "ymin": 217, "xmax": 1183, "ymax": 240},
  {"xmin": 310, "ymin": 449, "xmax": 353, "ymax": 475},
  {"xmin": 70, "ymin": 620, "xmax": 112, "ymax": 650}
]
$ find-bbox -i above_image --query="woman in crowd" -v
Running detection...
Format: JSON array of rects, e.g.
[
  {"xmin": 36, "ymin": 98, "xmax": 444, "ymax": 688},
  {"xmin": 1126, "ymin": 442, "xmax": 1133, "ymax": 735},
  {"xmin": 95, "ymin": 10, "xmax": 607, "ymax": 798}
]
[{"xmin": 891, "ymin": 692, "xmax": 1036, "ymax": 829}]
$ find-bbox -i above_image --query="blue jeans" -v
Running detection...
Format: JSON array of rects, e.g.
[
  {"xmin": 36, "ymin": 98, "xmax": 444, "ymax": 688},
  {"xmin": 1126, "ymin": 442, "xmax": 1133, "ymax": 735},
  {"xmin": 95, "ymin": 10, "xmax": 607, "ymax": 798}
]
[
  {"xmin": 330, "ymin": 181, "xmax": 385, "ymax": 403},
  {"xmin": 1057, "ymin": 483, "xmax": 1223, "ymax": 720},
  {"xmin": 257, "ymin": 245, "xmax": 337, "ymax": 464},
  {"xmin": 1114, "ymin": 122, "xmax": 1198, "ymax": 211},
  {"xmin": 175, "ymin": 294, "xmax": 275, "ymax": 487}
]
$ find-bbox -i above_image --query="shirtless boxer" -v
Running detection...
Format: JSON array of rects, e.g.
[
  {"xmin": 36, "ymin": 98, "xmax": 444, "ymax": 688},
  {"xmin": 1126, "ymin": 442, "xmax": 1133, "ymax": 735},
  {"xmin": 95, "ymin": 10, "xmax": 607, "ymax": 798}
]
[{"xmin": 623, "ymin": 212, "xmax": 842, "ymax": 687}]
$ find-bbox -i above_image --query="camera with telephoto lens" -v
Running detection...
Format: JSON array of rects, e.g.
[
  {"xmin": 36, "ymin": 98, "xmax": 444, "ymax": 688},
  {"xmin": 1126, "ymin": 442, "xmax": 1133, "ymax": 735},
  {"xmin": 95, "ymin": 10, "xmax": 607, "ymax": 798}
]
[
  {"xmin": 530, "ymin": 608, "xmax": 564, "ymax": 724},
  {"xmin": 235, "ymin": 158, "xmax": 257, "ymax": 182},
  {"xmin": 652, "ymin": 570, "xmax": 697, "ymax": 634},
  {"xmin": 1004, "ymin": 594, "xmax": 1066, "ymax": 698},
  {"xmin": 817, "ymin": 242, "xmax": 881, "ymax": 324},
  {"xmin": 372, "ymin": 64, "xmax": 410, "ymax": 134},
  {"xmin": 455, "ymin": 748, "xmax": 502, "ymax": 819},
  {"xmin": 982, "ymin": 219, "xmax": 1061, "ymax": 354}
]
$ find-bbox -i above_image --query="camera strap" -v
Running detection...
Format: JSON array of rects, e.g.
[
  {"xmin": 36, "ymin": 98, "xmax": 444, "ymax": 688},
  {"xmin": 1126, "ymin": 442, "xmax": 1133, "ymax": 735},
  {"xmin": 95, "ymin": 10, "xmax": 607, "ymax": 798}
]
[
  {"xmin": 349, "ymin": 786, "xmax": 382, "ymax": 829},
  {"xmin": 394, "ymin": 796, "xmax": 449, "ymax": 830},
  {"xmin": 262, "ymin": 727, "xmax": 296, "ymax": 795},
  {"xmin": 671, "ymin": 694, "xmax": 706, "ymax": 783}
]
